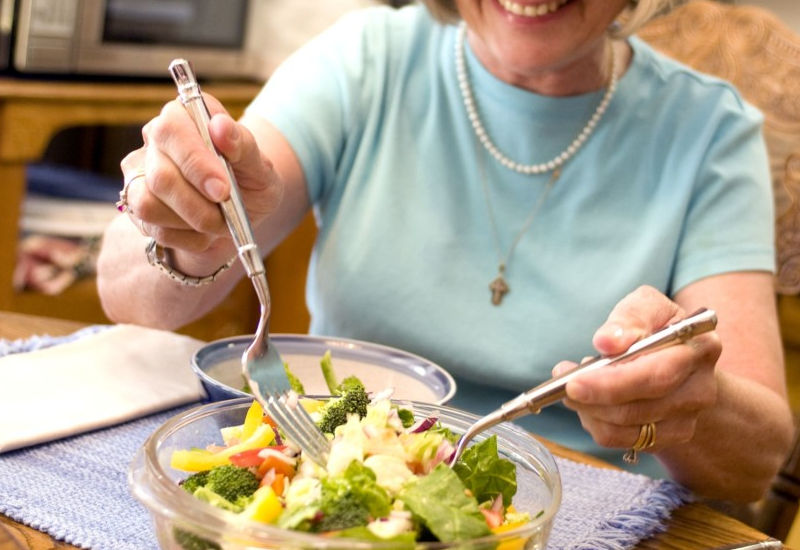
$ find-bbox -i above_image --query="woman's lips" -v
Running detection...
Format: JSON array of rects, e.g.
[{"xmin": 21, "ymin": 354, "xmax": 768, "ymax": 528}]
[{"xmin": 496, "ymin": 0, "xmax": 570, "ymax": 18}]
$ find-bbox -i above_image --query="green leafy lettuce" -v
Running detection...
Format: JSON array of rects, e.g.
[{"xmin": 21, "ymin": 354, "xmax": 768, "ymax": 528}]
[
  {"xmin": 399, "ymin": 464, "xmax": 490, "ymax": 542},
  {"xmin": 452, "ymin": 435, "xmax": 517, "ymax": 506}
]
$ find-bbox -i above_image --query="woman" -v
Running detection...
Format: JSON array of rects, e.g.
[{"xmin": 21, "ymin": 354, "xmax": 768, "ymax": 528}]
[{"xmin": 97, "ymin": 0, "xmax": 793, "ymax": 501}]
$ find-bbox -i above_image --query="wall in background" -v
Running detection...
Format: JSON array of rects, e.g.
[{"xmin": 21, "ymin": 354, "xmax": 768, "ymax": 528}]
[{"xmin": 249, "ymin": 0, "xmax": 378, "ymax": 77}]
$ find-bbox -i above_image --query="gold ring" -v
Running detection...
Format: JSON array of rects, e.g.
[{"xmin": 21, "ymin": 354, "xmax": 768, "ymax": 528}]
[
  {"xmin": 116, "ymin": 171, "xmax": 146, "ymax": 214},
  {"xmin": 623, "ymin": 422, "xmax": 656, "ymax": 465}
]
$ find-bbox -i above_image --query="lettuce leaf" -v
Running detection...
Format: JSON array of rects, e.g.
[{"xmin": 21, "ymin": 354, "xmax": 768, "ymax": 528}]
[
  {"xmin": 399, "ymin": 464, "xmax": 490, "ymax": 542},
  {"xmin": 452, "ymin": 435, "xmax": 517, "ymax": 506}
]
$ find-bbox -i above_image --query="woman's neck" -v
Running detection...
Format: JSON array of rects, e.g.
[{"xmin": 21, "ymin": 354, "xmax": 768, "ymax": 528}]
[{"xmin": 467, "ymin": 32, "xmax": 630, "ymax": 96}]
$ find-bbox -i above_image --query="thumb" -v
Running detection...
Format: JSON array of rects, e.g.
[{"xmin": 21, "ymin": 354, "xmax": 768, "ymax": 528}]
[
  {"xmin": 593, "ymin": 286, "xmax": 682, "ymax": 355},
  {"xmin": 207, "ymin": 114, "xmax": 283, "ymax": 221}
]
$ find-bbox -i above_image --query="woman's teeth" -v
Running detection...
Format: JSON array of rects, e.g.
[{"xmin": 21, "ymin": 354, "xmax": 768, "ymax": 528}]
[{"xmin": 498, "ymin": 0, "xmax": 569, "ymax": 17}]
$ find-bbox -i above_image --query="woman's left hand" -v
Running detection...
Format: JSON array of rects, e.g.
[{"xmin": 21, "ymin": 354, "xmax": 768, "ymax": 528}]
[{"xmin": 555, "ymin": 285, "xmax": 722, "ymax": 455}]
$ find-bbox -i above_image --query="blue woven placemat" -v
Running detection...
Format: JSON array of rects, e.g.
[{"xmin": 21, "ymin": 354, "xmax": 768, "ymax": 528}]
[{"xmin": 0, "ymin": 330, "xmax": 692, "ymax": 549}]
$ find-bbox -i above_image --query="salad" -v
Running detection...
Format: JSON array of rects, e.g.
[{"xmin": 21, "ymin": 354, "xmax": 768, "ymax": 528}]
[{"xmin": 169, "ymin": 354, "xmax": 532, "ymax": 547}]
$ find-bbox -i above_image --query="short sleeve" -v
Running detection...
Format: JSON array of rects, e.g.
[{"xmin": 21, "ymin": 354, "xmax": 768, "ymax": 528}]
[
  {"xmin": 245, "ymin": 8, "xmax": 390, "ymax": 204},
  {"xmin": 671, "ymin": 92, "xmax": 775, "ymax": 292}
]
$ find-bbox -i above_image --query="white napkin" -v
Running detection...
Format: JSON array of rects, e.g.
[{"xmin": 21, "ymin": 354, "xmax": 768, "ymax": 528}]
[{"xmin": 0, "ymin": 324, "xmax": 207, "ymax": 453}]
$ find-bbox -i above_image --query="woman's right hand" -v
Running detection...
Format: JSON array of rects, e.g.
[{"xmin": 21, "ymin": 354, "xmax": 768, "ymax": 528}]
[{"xmin": 119, "ymin": 94, "xmax": 284, "ymax": 269}]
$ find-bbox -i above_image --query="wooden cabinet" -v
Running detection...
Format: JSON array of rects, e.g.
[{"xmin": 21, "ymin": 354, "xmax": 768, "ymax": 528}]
[{"xmin": 0, "ymin": 77, "xmax": 273, "ymax": 341}]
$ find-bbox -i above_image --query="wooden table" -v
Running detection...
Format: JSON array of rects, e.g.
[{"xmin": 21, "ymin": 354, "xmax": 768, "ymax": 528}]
[{"xmin": 0, "ymin": 311, "xmax": 782, "ymax": 550}]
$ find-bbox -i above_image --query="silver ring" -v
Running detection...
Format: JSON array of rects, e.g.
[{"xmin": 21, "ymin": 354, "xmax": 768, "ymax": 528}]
[{"xmin": 116, "ymin": 171, "xmax": 146, "ymax": 214}]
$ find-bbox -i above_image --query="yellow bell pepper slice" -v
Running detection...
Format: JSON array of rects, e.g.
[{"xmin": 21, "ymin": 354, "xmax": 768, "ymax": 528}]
[
  {"xmin": 171, "ymin": 423, "xmax": 276, "ymax": 472},
  {"xmin": 491, "ymin": 520, "xmax": 529, "ymax": 550},
  {"xmin": 240, "ymin": 485, "xmax": 282, "ymax": 524},
  {"xmin": 300, "ymin": 398, "xmax": 325, "ymax": 414},
  {"xmin": 240, "ymin": 400, "xmax": 264, "ymax": 441},
  {"xmin": 219, "ymin": 401, "xmax": 264, "ymax": 445}
]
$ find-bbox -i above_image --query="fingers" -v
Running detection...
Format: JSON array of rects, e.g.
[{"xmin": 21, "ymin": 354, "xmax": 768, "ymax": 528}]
[
  {"xmin": 121, "ymin": 145, "xmax": 226, "ymax": 241},
  {"xmin": 576, "ymin": 414, "xmax": 698, "ymax": 452},
  {"xmin": 136, "ymin": 98, "xmax": 280, "ymax": 222},
  {"xmin": 207, "ymin": 112, "xmax": 283, "ymax": 219},
  {"xmin": 567, "ymin": 336, "xmax": 719, "ymax": 404},
  {"xmin": 561, "ymin": 286, "xmax": 722, "ymax": 454},
  {"xmin": 143, "ymin": 99, "xmax": 232, "ymax": 202},
  {"xmin": 575, "ymin": 407, "xmax": 701, "ymax": 451},
  {"xmin": 120, "ymin": 96, "xmax": 274, "ymax": 253},
  {"xmin": 564, "ymin": 355, "xmax": 717, "ymax": 415},
  {"xmin": 592, "ymin": 285, "xmax": 684, "ymax": 356},
  {"xmin": 141, "ymin": 145, "xmax": 228, "ymax": 234},
  {"xmin": 563, "ymin": 349, "xmax": 718, "ymax": 452}
]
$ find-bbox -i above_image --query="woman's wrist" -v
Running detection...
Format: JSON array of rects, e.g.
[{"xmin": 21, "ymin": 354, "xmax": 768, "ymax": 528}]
[{"xmin": 145, "ymin": 239, "xmax": 238, "ymax": 286}]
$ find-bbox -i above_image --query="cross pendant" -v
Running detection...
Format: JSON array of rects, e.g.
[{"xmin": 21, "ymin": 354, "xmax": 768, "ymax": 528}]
[{"xmin": 489, "ymin": 274, "xmax": 509, "ymax": 306}]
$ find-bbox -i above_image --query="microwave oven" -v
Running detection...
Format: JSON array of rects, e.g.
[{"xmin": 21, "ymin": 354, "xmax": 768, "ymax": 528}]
[{"xmin": 0, "ymin": 0, "xmax": 267, "ymax": 80}]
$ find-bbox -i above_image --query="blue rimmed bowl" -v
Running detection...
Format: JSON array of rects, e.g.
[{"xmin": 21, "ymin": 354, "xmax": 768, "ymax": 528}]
[{"xmin": 192, "ymin": 334, "xmax": 456, "ymax": 405}]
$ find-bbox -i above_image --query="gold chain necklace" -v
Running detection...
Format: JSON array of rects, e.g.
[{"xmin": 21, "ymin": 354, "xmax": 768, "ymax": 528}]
[
  {"xmin": 456, "ymin": 27, "xmax": 618, "ymax": 305},
  {"xmin": 478, "ymin": 145, "xmax": 559, "ymax": 305}
]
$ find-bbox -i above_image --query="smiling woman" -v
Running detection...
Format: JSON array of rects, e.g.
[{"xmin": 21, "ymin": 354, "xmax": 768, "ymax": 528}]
[{"xmin": 97, "ymin": 0, "xmax": 793, "ymax": 506}]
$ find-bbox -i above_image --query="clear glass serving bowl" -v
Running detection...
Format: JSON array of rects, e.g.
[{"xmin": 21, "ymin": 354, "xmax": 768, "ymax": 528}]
[{"xmin": 129, "ymin": 397, "xmax": 561, "ymax": 550}]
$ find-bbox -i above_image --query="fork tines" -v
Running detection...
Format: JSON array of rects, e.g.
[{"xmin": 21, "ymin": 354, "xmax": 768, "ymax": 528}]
[{"xmin": 264, "ymin": 393, "xmax": 330, "ymax": 467}]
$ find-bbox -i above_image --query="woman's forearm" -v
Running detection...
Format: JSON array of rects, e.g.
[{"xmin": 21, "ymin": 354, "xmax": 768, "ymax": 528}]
[
  {"xmin": 656, "ymin": 370, "xmax": 794, "ymax": 501},
  {"xmin": 96, "ymin": 215, "xmax": 244, "ymax": 330}
]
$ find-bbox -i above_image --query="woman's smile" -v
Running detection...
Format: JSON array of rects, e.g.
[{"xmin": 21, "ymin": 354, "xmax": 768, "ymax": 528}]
[
  {"xmin": 456, "ymin": 0, "xmax": 628, "ymax": 93},
  {"xmin": 496, "ymin": 0, "xmax": 571, "ymax": 19}
]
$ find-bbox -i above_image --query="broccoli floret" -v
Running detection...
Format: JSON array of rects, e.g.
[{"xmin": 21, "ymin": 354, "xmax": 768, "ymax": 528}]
[
  {"xmin": 205, "ymin": 464, "xmax": 260, "ymax": 503},
  {"xmin": 336, "ymin": 375, "xmax": 363, "ymax": 395},
  {"xmin": 317, "ymin": 383, "xmax": 370, "ymax": 434},
  {"xmin": 315, "ymin": 491, "xmax": 371, "ymax": 532},
  {"xmin": 193, "ymin": 487, "xmax": 245, "ymax": 513},
  {"xmin": 311, "ymin": 462, "xmax": 391, "ymax": 533},
  {"xmin": 180, "ymin": 465, "xmax": 259, "ymax": 512},
  {"xmin": 396, "ymin": 407, "xmax": 415, "ymax": 428},
  {"xmin": 180, "ymin": 470, "xmax": 210, "ymax": 494},
  {"xmin": 172, "ymin": 527, "xmax": 221, "ymax": 550}
]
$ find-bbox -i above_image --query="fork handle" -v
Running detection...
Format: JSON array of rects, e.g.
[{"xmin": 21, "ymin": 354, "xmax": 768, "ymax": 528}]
[
  {"xmin": 498, "ymin": 308, "xmax": 717, "ymax": 421},
  {"xmin": 168, "ymin": 59, "xmax": 265, "ymax": 280}
]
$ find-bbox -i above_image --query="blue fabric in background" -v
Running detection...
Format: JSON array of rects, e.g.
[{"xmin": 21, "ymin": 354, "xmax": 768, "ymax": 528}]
[{"xmin": 26, "ymin": 162, "xmax": 121, "ymax": 203}]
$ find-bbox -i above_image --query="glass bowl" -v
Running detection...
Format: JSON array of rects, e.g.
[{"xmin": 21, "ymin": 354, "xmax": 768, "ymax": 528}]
[{"xmin": 129, "ymin": 398, "xmax": 561, "ymax": 549}]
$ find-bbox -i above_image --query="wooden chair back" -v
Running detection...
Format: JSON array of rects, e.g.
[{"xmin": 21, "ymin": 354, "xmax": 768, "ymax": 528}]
[
  {"xmin": 639, "ymin": 0, "xmax": 800, "ymax": 294},
  {"xmin": 640, "ymin": 0, "xmax": 800, "ymax": 541}
]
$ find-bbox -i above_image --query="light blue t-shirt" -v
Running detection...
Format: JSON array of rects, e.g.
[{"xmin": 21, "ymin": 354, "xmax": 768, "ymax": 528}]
[{"xmin": 247, "ymin": 5, "xmax": 774, "ymax": 475}]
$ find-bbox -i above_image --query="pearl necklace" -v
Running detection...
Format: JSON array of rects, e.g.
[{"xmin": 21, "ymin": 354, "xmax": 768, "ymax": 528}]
[{"xmin": 455, "ymin": 23, "xmax": 619, "ymax": 175}]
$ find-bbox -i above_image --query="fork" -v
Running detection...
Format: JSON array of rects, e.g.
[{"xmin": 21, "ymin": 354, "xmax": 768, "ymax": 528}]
[
  {"xmin": 168, "ymin": 59, "xmax": 330, "ymax": 467},
  {"xmin": 448, "ymin": 308, "xmax": 718, "ymax": 465}
]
